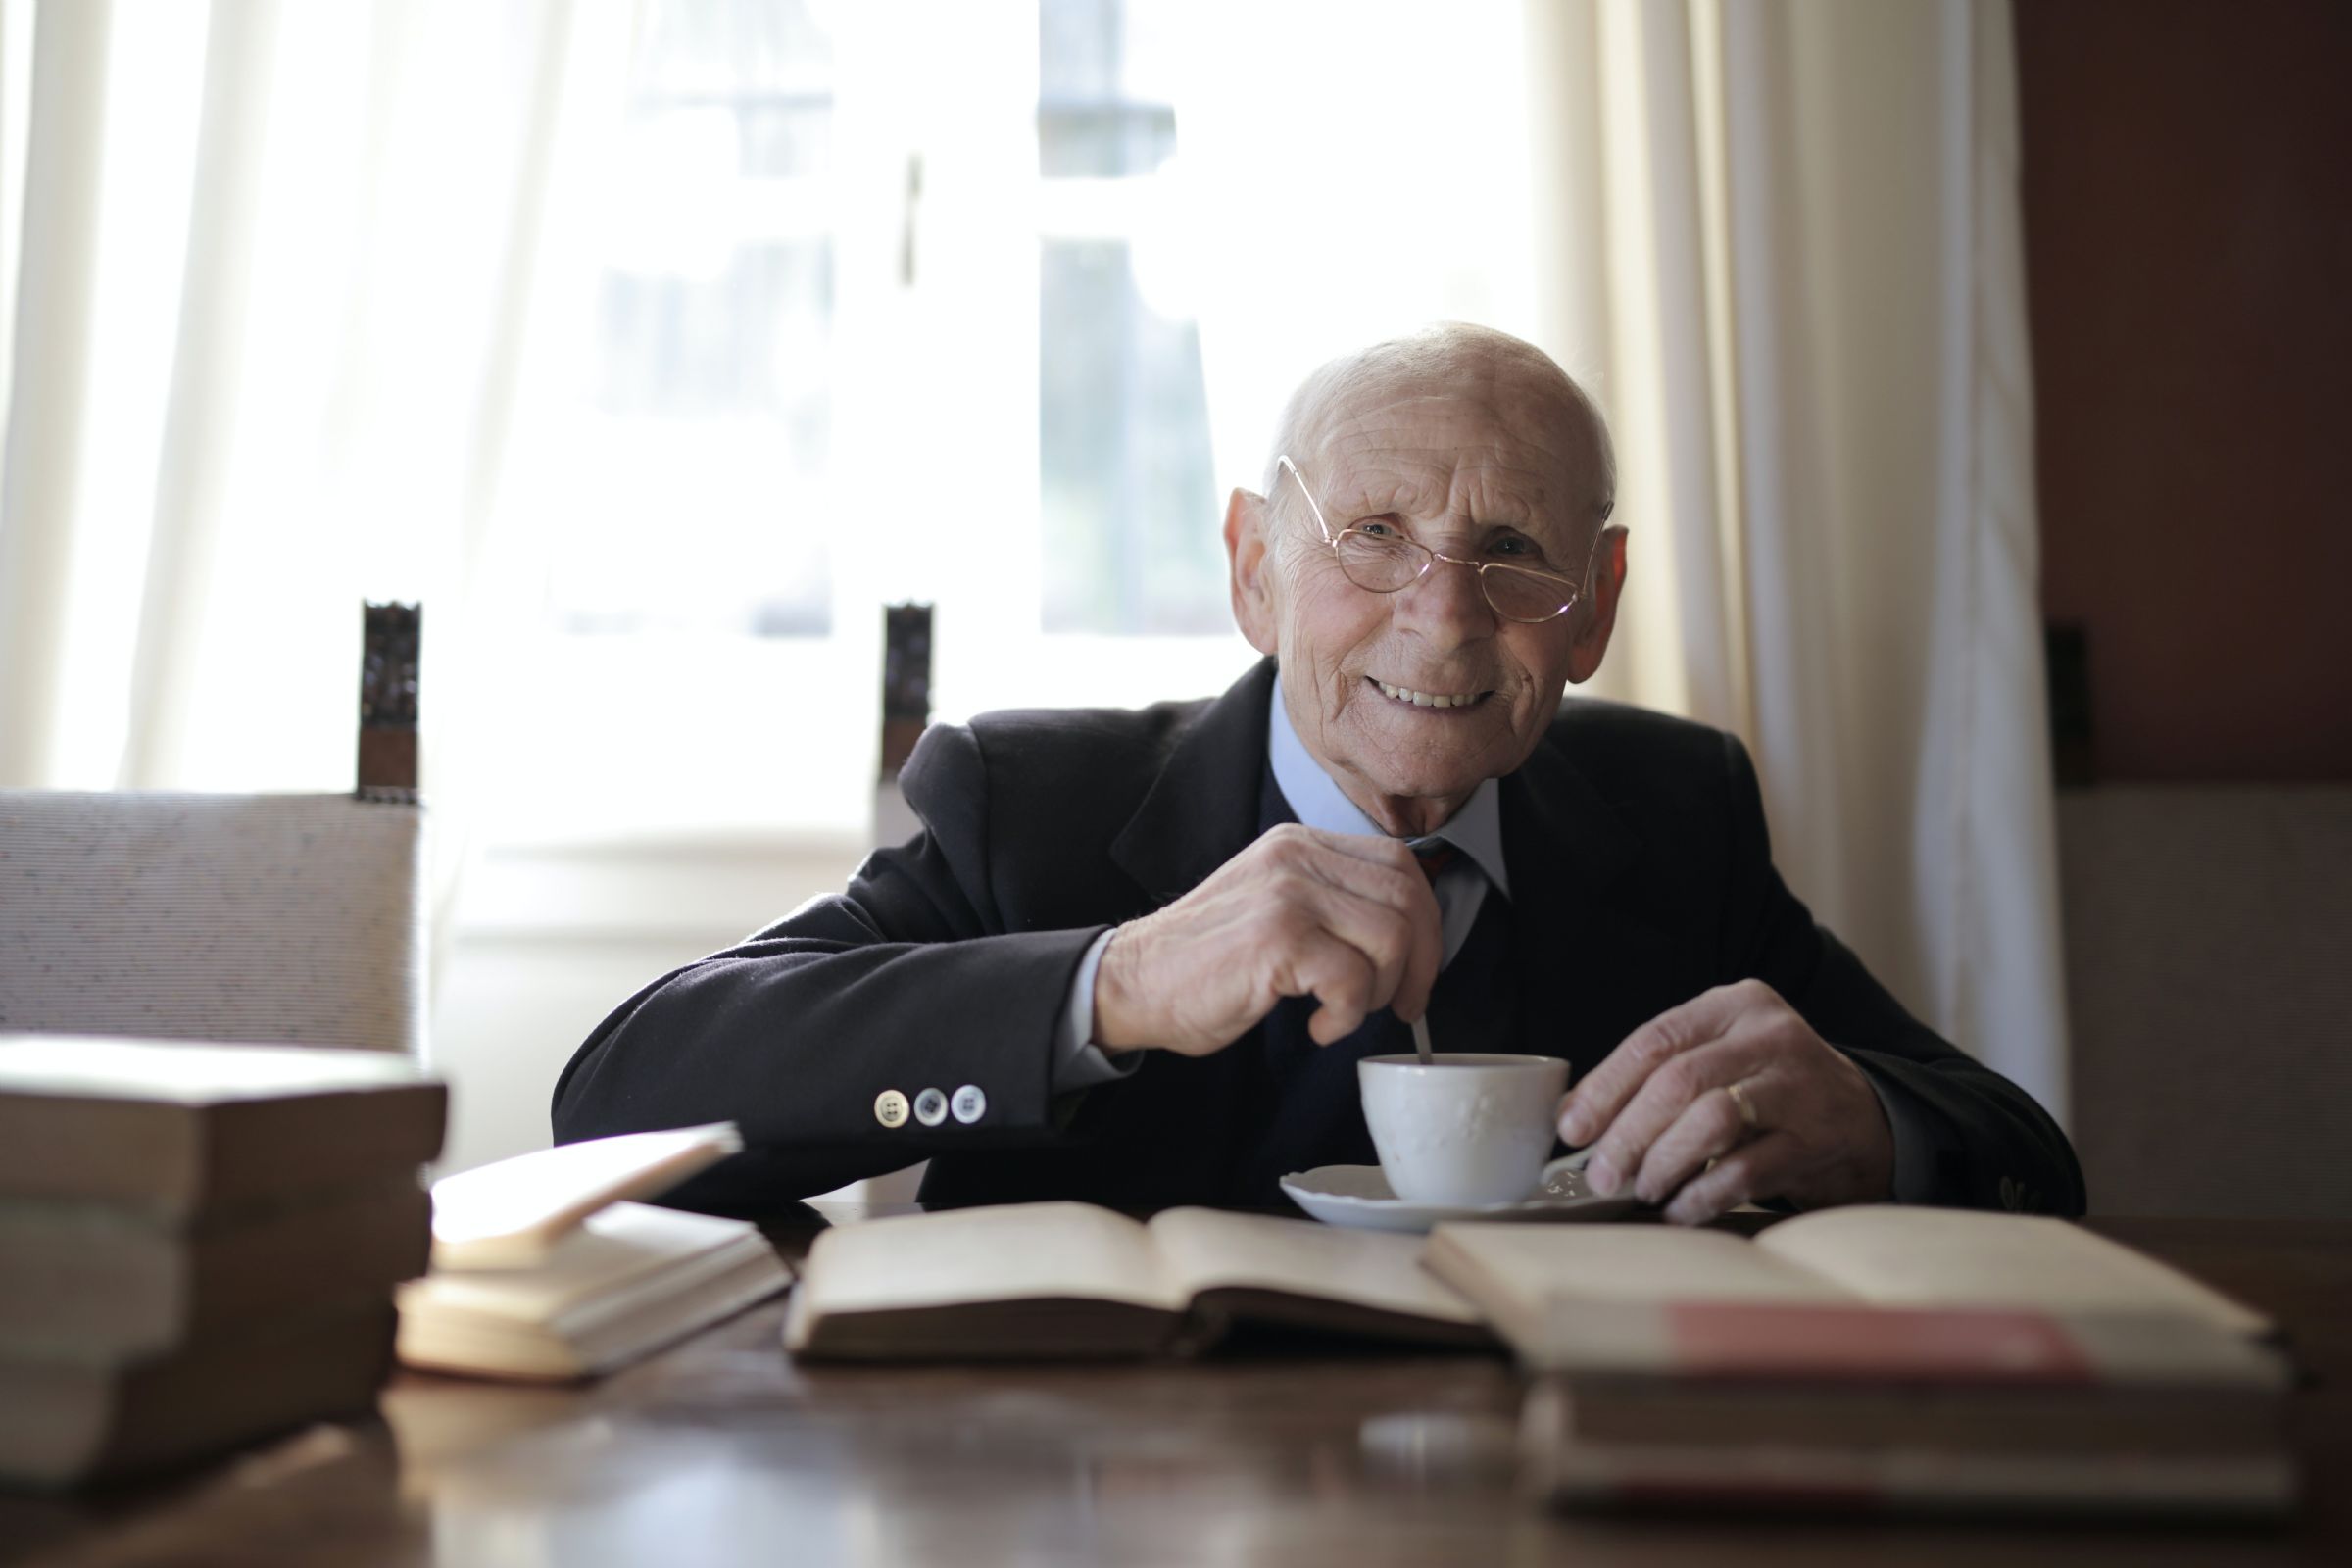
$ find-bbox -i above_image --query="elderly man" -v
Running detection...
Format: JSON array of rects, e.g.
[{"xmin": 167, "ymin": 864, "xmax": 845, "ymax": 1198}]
[{"xmin": 552, "ymin": 323, "xmax": 2082, "ymax": 1224}]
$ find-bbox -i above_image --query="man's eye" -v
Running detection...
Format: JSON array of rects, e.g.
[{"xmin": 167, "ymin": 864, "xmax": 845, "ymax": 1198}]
[
  {"xmin": 1354, "ymin": 521, "xmax": 1396, "ymax": 539},
  {"xmin": 1490, "ymin": 534, "xmax": 1534, "ymax": 558}
]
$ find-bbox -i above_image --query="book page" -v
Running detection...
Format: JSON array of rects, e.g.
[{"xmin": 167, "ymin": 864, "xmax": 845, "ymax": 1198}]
[
  {"xmin": 1425, "ymin": 1225, "xmax": 1854, "ymax": 1337},
  {"xmin": 1754, "ymin": 1207, "xmax": 2273, "ymax": 1336},
  {"xmin": 1145, "ymin": 1208, "xmax": 1481, "ymax": 1326},
  {"xmin": 797, "ymin": 1202, "xmax": 1182, "ymax": 1319},
  {"xmin": 402, "ymin": 1201, "xmax": 755, "ymax": 1320}
]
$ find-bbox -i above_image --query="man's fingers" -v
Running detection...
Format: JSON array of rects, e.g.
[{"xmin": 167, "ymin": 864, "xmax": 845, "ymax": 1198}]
[
  {"xmin": 1558, "ymin": 981, "xmax": 1769, "ymax": 1145},
  {"xmin": 1631, "ymin": 1066, "xmax": 1778, "ymax": 1206},
  {"xmin": 1281, "ymin": 822, "xmax": 1427, "ymax": 876},
  {"xmin": 1663, "ymin": 1130, "xmax": 1799, "ymax": 1226},
  {"xmin": 1314, "ymin": 869, "xmax": 1441, "ymax": 1022},
  {"xmin": 1285, "ymin": 930, "xmax": 1380, "ymax": 1044},
  {"xmin": 1267, "ymin": 831, "xmax": 1443, "ymax": 1021},
  {"xmin": 1583, "ymin": 1035, "xmax": 1767, "ymax": 1197},
  {"xmin": 1299, "ymin": 883, "xmax": 1424, "ymax": 1029}
]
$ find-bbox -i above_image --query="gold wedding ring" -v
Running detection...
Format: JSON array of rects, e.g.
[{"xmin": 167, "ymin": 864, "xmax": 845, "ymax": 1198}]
[{"xmin": 1724, "ymin": 1076, "xmax": 1762, "ymax": 1131}]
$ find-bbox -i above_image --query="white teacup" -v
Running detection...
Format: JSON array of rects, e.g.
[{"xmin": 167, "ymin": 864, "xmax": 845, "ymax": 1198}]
[{"xmin": 1358, "ymin": 1053, "xmax": 1571, "ymax": 1206}]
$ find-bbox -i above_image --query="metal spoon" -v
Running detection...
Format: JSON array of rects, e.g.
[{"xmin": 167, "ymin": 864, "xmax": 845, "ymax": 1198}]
[{"xmin": 1409, "ymin": 1012, "xmax": 1434, "ymax": 1065}]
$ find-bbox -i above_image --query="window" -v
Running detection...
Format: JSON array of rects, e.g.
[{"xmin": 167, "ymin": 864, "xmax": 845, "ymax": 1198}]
[{"xmin": 486, "ymin": 0, "xmax": 1254, "ymax": 843}]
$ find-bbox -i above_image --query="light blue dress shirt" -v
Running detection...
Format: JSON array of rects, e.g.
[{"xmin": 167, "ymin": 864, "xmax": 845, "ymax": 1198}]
[{"xmin": 1050, "ymin": 673, "xmax": 1510, "ymax": 1089}]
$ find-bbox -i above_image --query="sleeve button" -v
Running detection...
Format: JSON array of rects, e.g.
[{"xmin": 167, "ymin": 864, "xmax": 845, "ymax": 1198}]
[
  {"xmin": 912, "ymin": 1087, "xmax": 948, "ymax": 1127},
  {"xmin": 951, "ymin": 1085, "xmax": 987, "ymax": 1124},
  {"xmin": 874, "ymin": 1089, "xmax": 910, "ymax": 1129}
]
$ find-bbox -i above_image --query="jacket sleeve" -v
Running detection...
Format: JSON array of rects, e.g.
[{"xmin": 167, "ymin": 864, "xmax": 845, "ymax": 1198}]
[
  {"xmin": 1718, "ymin": 733, "xmax": 2087, "ymax": 1217},
  {"xmin": 550, "ymin": 722, "xmax": 1109, "ymax": 1210}
]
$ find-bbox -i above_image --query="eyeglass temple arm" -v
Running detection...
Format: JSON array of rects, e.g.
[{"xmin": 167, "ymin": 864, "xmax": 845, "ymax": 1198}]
[{"xmin": 1274, "ymin": 454, "xmax": 1338, "ymax": 544}]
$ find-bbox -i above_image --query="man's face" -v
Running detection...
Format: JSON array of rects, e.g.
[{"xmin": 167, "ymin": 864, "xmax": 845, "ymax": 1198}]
[{"xmin": 1226, "ymin": 367, "xmax": 1621, "ymax": 831}]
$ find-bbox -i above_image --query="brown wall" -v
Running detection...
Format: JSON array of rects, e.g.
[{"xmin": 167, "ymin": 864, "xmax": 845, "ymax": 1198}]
[{"xmin": 2016, "ymin": 0, "xmax": 2352, "ymax": 781}]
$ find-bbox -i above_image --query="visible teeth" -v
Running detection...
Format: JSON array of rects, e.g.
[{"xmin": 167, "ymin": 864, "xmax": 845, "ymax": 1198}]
[{"xmin": 1376, "ymin": 680, "xmax": 1480, "ymax": 709}]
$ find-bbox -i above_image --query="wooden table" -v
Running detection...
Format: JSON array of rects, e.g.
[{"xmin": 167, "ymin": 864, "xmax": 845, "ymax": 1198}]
[{"xmin": 4, "ymin": 1215, "xmax": 2348, "ymax": 1567}]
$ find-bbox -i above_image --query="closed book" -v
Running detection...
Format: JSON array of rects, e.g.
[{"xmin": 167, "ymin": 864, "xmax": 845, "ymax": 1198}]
[
  {"xmin": 783, "ymin": 1201, "xmax": 1491, "ymax": 1361},
  {"xmin": 396, "ymin": 1201, "xmax": 789, "ymax": 1380},
  {"xmin": 0, "ymin": 1304, "xmax": 397, "ymax": 1488},
  {"xmin": 0, "ymin": 1178, "xmax": 430, "ymax": 1362},
  {"xmin": 1521, "ymin": 1380, "xmax": 2297, "ymax": 1520},
  {"xmin": 0, "ymin": 1035, "xmax": 446, "ymax": 1219},
  {"xmin": 1542, "ymin": 1370, "xmax": 2286, "ymax": 1458}
]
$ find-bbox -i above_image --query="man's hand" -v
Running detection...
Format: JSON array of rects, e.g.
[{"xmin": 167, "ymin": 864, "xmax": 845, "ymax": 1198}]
[
  {"xmin": 1555, "ymin": 979, "xmax": 1894, "ymax": 1225},
  {"xmin": 1093, "ymin": 824, "xmax": 1444, "ymax": 1057}
]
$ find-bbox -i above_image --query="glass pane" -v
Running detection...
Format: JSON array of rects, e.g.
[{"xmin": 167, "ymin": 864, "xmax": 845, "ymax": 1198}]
[
  {"xmin": 595, "ymin": 241, "xmax": 833, "ymax": 418},
  {"xmin": 1038, "ymin": 0, "xmax": 1175, "ymax": 178},
  {"xmin": 1038, "ymin": 0, "xmax": 1223, "ymax": 637},
  {"xmin": 634, "ymin": 0, "xmax": 832, "ymax": 95},
  {"xmin": 1040, "ymin": 240, "xmax": 1223, "ymax": 635},
  {"xmin": 552, "ymin": 241, "xmax": 834, "ymax": 638},
  {"xmin": 544, "ymin": 0, "xmax": 835, "ymax": 639}
]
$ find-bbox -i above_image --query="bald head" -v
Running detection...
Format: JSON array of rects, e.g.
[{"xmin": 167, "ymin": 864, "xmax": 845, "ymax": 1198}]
[{"xmin": 1264, "ymin": 323, "xmax": 1615, "ymax": 529}]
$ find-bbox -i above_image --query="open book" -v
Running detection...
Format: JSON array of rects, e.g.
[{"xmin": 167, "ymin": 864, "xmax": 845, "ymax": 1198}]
[
  {"xmin": 1427, "ymin": 1204, "xmax": 2279, "ymax": 1386},
  {"xmin": 784, "ymin": 1202, "xmax": 1490, "ymax": 1360}
]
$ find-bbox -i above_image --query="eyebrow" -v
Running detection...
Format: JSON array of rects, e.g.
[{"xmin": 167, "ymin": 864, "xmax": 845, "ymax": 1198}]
[{"xmin": 1325, "ymin": 479, "xmax": 1558, "ymax": 543}]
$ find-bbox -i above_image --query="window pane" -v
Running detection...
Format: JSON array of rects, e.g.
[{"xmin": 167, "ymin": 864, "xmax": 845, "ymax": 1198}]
[
  {"xmin": 543, "ymin": 0, "xmax": 835, "ymax": 639},
  {"xmin": 1038, "ymin": 0, "xmax": 1175, "ymax": 177},
  {"xmin": 1038, "ymin": 0, "xmax": 1223, "ymax": 637},
  {"xmin": 633, "ymin": 0, "xmax": 832, "ymax": 95},
  {"xmin": 595, "ymin": 241, "xmax": 832, "ymax": 418},
  {"xmin": 1040, "ymin": 239, "xmax": 1222, "ymax": 635}
]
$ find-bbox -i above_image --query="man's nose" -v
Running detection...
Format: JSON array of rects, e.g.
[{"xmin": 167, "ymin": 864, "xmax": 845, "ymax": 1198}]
[{"xmin": 1396, "ymin": 550, "xmax": 1494, "ymax": 634}]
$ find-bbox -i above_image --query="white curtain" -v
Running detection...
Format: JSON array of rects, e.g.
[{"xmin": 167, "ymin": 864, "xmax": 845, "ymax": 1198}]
[
  {"xmin": 1175, "ymin": 0, "xmax": 2068, "ymax": 1121},
  {"xmin": 1535, "ymin": 0, "xmax": 2066, "ymax": 1120},
  {"xmin": 0, "ymin": 0, "xmax": 608, "ymax": 975}
]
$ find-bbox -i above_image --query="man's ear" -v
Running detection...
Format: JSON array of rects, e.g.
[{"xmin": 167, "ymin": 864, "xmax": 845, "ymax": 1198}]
[
  {"xmin": 1224, "ymin": 487, "xmax": 1280, "ymax": 658},
  {"xmin": 1566, "ymin": 526, "xmax": 1628, "ymax": 683}
]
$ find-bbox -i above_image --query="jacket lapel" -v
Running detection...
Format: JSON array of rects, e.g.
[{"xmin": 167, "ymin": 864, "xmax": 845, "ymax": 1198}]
[{"xmin": 1109, "ymin": 658, "xmax": 1278, "ymax": 907}]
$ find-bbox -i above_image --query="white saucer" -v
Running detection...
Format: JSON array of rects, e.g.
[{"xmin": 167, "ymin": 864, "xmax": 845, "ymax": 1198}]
[{"xmin": 1279, "ymin": 1163, "xmax": 1644, "ymax": 1234}]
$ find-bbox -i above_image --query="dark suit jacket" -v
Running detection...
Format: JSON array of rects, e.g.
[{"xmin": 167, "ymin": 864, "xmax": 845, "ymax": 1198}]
[{"xmin": 551, "ymin": 660, "xmax": 2084, "ymax": 1217}]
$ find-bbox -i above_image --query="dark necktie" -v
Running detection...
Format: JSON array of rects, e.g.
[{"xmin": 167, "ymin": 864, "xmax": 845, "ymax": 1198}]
[
  {"xmin": 1410, "ymin": 837, "xmax": 1459, "ymax": 880},
  {"xmin": 1410, "ymin": 838, "xmax": 1463, "ymax": 968}
]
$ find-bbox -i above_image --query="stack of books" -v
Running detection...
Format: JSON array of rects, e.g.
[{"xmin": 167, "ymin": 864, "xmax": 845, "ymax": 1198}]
[
  {"xmin": 1422, "ymin": 1206, "xmax": 2299, "ymax": 1521},
  {"xmin": 395, "ymin": 1123, "xmax": 791, "ymax": 1380},
  {"xmin": 0, "ymin": 1034, "xmax": 446, "ymax": 1487}
]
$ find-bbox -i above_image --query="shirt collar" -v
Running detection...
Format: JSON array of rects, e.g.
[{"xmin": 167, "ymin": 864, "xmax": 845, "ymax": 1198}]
[{"xmin": 1266, "ymin": 672, "xmax": 1511, "ymax": 898}]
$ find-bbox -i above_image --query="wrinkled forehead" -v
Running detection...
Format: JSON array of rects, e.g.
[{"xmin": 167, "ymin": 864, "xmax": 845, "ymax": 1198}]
[{"xmin": 1291, "ymin": 366, "xmax": 1608, "ymax": 531}]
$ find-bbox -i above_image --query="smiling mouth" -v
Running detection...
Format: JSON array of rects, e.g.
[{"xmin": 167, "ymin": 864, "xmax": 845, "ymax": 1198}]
[{"xmin": 1368, "ymin": 676, "xmax": 1492, "ymax": 710}]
